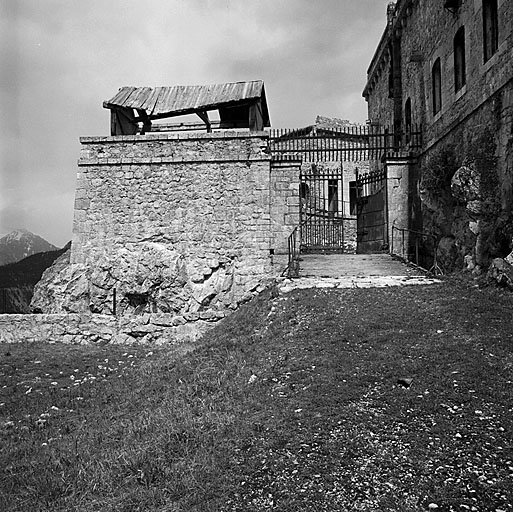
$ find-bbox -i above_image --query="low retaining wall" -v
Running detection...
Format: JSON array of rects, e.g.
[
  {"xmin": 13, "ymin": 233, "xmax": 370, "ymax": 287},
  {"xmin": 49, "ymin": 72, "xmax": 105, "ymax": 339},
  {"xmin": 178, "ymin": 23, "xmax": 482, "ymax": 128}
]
[{"xmin": 0, "ymin": 312, "xmax": 220, "ymax": 345}]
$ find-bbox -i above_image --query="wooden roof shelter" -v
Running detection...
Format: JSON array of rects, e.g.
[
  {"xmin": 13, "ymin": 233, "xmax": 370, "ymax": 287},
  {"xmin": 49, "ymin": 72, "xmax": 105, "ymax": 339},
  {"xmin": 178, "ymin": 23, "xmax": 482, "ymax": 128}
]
[{"xmin": 103, "ymin": 80, "xmax": 271, "ymax": 135}]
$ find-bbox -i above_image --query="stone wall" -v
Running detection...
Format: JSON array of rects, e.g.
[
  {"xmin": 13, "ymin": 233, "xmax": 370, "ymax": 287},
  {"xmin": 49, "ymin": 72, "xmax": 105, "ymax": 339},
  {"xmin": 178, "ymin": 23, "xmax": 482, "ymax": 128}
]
[
  {"xmin": 73, "ymin": 132, "xmax": 272, "ymax": 266},
  {"xmin": 364, "ymin": 0, "xmax": 513, "ymax": 271},
  {"xmin": 270, "ymin": 160, "xmax": 301, "ymax": 255},
  {"xmin": 419, "ymin": 88, "xmax": 513, "ymax": 271},
  {"xmin": 365, "ymin": 0, "xmax": 513, "ymax": 137},
  {"xmin": 0, "ymin": 312, "xmax": 215, "ymax": 345},
  {"xmin": 31, "ymin": 132, "xmax": 292, "ymax": 328}
]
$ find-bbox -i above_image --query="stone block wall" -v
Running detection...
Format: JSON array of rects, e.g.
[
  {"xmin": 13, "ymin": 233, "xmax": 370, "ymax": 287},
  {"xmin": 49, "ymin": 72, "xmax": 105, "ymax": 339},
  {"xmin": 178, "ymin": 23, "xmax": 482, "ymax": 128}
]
[
  {"xmin": 402, "ymin": 0, "xmax": 511, "ymax": 148},
  {"xmin": 0, "ymin": 312, "xmax": 213, "ymax": 346},
  {"xmin": 73, "ymin": 132, "xmax": 272, "ymax": 266},
  {"xmin": 270, "ymin": 160, "xmax": 301, "ymax": 255},
  {"xmin": 31, "ymin": 132, "xmax": 295, "ymax": 329},
  {"xmin": 364, "ymin": 0, "xmax": 513, "ymax": 271},
  {"xmin": 365, "ymin": 0, "xmax": 513, "ymax": 140}
]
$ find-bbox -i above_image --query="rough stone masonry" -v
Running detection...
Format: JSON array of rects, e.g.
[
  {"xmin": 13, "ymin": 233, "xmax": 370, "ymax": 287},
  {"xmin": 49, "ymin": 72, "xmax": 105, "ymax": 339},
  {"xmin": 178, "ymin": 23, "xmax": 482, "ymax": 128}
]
[{"xmin": 22, "ymin": 131, "xmax": 300, "ymax": 344}]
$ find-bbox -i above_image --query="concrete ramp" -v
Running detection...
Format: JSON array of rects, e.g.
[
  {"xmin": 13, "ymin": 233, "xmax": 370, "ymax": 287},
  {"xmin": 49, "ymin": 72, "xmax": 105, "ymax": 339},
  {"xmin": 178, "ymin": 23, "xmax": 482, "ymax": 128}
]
[{"xmin": 280, "ymin": 253, "xmax": 442, "ymax": 292}]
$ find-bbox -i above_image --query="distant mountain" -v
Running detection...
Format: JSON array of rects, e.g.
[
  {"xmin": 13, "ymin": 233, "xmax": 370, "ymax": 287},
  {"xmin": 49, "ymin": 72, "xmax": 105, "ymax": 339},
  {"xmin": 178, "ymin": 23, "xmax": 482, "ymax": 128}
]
[
  {"xmin": 0, "ymin": 229, "xmax": 58, "ymax": 266},
  {"xmin": 0, "ymin": 243, "xmax": 69, "ymax": 313}
]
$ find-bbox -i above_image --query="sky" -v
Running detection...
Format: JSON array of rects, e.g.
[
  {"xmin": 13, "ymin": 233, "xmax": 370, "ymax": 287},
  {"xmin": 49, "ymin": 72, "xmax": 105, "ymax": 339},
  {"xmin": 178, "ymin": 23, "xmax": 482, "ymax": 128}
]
[{"xmin": 0, "ymin": 0, "xmax": 391, "ymax": 247}]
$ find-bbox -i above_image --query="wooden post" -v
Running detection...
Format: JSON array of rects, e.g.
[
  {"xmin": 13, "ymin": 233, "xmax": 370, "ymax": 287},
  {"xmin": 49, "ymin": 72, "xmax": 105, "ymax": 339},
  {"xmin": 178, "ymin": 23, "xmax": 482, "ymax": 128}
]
[{"xmin": 196, "ymin": 111, "xmax": 211, "ymax": 133}]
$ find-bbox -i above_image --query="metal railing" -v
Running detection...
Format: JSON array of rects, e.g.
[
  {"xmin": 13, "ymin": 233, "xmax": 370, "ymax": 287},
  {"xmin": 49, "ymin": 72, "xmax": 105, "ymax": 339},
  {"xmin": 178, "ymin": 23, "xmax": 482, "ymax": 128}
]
[
  {"xmin": 268, "ymin": 124, "xmax": 422, "ymax": 162},
  {"xmin": 285, "ymin": 224, "xmax": 303, "ymax": 278},
  {"xmin": 391, "ymin": 226, "xmax": 443, "ymax": 275}
]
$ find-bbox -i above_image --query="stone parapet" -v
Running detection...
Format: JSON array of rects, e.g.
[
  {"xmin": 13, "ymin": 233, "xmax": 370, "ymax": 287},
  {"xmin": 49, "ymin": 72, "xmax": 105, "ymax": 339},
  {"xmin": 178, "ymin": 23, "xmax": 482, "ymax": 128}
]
[{"xmin": 78, "ymin": 131, "xmax": 270, "ymax": 166}]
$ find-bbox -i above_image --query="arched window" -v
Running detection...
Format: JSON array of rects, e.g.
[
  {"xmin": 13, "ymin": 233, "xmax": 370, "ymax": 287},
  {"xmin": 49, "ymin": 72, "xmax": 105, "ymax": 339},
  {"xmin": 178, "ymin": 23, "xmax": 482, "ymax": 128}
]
[
  {"xmin": 483, "ymin": 0, "xmax": 498, "ymax": 62},
  {"xmin": 454, "ymin": 27, "xmax": 466, "ymax": 92},
  {"xmin": 432, "ymin": 58, "xmax": 442, "ymax": 116}
]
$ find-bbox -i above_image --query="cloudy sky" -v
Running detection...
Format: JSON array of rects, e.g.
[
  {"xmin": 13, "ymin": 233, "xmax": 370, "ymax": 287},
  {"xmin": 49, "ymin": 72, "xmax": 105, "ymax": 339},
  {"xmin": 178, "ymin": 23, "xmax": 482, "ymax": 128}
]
[{"xmin": 1, "ymin": 0, "xmax": 391, "ymax": 247}]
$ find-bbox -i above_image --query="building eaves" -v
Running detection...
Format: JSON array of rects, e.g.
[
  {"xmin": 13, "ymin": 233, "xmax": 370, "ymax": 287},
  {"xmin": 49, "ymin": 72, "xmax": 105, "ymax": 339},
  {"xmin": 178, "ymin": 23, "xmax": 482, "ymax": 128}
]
[{"xmin": 362, "ymin": 0, "xmax": 414, "ymax": 100}]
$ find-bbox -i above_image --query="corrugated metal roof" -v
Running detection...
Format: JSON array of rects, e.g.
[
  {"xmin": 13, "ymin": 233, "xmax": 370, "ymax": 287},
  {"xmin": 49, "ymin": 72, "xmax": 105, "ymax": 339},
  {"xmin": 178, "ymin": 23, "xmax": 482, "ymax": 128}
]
[{"xmin": 103, "ymin": 80, "xmax": 268, "ymax": 119}]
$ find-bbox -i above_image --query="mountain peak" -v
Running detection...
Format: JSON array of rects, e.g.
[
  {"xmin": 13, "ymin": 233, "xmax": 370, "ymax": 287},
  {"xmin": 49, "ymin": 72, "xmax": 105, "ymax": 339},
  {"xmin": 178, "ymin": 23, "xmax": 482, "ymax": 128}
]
[
  {"xmin": 5, "ymin": 228, "xmax": 32, "ymax": 241},
  {"xmin": 0, "ymin": 230, "xmax": 58, "ymax": 266}
]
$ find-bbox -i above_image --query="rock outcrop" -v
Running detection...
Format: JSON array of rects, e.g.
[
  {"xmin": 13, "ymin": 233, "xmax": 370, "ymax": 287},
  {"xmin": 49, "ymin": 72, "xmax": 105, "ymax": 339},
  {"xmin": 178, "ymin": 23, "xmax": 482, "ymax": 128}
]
[
  {"xmin": 487, "ymin": 258, "xmax": 513, "ymax": 290},
  {"xmin": 31, "ymin": 242, "xmax": 271, "ymax": 321}
]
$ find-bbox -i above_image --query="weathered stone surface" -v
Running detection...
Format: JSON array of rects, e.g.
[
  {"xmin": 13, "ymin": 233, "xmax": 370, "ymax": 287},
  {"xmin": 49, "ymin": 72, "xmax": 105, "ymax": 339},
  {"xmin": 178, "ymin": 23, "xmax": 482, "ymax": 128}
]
[
  {"xmin": 436, "ymin": 236, "xmax": 458, "ymax": 273},
  {"xmin": 31, "ymin": 133, "xmax": 291, "ymax": 338},
  {"xmin": 464, "ymin": 254, "xmax": 476, "ymax": 271},
  {"xmin": 451, "ymin": 166, "xmax": 481, "ymax": 208},
  {"xmin": 0, "ymin": 312, "xmax": 213, "ymax": 345},
  {"xmin": 31, "ymin": 249, "xmax": 91, "ymax": 313},
  {"xmin": 32, "ymin": 241, "xmax": 269, "ymax": 320},
  {"xmin": 505, "ymin": 248, "xmax": 513, "ymax": 266},
  {"xmin": 487, "ymin": 258, "xmax": 513, "ymax": 290}
]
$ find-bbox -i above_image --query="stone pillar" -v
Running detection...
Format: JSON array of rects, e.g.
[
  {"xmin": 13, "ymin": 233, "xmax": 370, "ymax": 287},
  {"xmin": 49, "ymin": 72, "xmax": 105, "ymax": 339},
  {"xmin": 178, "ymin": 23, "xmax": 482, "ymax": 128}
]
[
  {"xmin": 384, "ymin": 155, "xmax": 417, "ymax": 258},
  {"xmin": 269, "ymin": 160, "xmax": 301, "ymax": 255}
]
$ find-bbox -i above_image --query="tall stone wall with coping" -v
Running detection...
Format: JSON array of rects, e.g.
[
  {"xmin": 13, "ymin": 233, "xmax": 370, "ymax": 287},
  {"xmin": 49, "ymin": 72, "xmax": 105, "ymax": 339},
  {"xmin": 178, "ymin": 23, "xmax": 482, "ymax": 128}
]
[
  {"xmin": 29, "ymin": 132, "xmax": 292, "ymax": 343},
  {"xmin": 73, "ymin": 132, "xmax": 272, "ymax": 267}
]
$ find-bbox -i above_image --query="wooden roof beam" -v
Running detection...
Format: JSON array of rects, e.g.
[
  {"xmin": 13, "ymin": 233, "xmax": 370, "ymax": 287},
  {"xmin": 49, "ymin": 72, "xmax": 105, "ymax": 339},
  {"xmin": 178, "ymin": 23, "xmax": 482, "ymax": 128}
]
[
  {"xmin": 196, "ymin": 110, "xmax": 212, "ymax": 133},
  {"xmin": 136, "ymin": 109, "xmax": 152, "ymax": 134}
]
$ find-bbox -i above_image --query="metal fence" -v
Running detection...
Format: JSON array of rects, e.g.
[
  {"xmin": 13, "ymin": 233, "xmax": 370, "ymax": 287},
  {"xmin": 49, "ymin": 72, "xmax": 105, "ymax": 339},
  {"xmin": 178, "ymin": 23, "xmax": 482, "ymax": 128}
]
[
  {"xmin": 391, "ymin": 226, "xmax": 444, "ymax": 275},
  {"xmin": 268, "ymin": 124, "xmax": 422, "ymax": 162}
]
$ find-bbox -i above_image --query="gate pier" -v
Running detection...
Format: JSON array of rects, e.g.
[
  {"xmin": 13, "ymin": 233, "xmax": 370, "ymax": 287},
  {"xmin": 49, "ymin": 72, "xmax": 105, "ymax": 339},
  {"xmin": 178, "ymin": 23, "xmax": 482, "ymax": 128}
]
[{"xmin": 384, "ymin": 155, "xmax": 419, "ymax": 260}]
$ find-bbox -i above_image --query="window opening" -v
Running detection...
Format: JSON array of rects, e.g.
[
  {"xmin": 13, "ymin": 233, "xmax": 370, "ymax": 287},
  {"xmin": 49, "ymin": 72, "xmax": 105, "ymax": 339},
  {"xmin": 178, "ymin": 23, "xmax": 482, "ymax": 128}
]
[
  {"xmin": 432, "ymin": 58, "xmax": 442, "ymax": 116},
  {"xmin": 454, "ymin": 27, "xmax": 466, "ymax": 92},
  {"xmin": 483, "ymin": 0, "xmax": 498, "ymax": 62},
  {"xmin": 404, "ymin": 98, "xmax": 412, "ymax": 143}
]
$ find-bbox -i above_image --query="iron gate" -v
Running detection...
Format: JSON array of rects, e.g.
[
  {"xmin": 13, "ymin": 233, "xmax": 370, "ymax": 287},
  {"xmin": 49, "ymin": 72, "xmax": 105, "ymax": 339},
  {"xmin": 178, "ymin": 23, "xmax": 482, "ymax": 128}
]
[
  {"xmin": 299, "ymin": 164, "xmax": 354, "ymax": 252},
  {"xmin": 355, "ymin": 169, "xmax": 387, "ymax": 253}
]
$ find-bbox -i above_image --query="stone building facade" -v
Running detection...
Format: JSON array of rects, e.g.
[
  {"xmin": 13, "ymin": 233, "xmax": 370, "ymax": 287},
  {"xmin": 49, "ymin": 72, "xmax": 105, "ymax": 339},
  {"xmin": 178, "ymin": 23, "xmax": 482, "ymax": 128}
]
[
  {"xmin": 22, "ymin": 130, "xmax": 304, "ymax": 342},
  {"xmin": 19, "ymin": 111, "xmax": 375, "ymax": 344},
  {"xmin": 363, "ymin": 0, "xmax": 513, "ymax": 271}
]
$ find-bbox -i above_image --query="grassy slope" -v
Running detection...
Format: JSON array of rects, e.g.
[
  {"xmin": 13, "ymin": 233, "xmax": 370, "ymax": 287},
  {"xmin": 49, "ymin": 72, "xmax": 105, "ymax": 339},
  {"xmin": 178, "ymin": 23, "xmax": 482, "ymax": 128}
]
[{"xmin": 1, "ymin": 279, "xmax": 513, "ymax": 511}]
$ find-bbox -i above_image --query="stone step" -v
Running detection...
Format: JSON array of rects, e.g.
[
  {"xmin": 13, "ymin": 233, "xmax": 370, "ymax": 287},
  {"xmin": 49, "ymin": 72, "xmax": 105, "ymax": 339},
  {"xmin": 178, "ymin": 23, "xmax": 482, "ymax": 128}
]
[
  {"xmin": 277, "ymin": 253, "xmax": 442, "ymax": 292},
  {"xmin": 298, "ymin": 253, "xmax": 426, "ymax": 278}
]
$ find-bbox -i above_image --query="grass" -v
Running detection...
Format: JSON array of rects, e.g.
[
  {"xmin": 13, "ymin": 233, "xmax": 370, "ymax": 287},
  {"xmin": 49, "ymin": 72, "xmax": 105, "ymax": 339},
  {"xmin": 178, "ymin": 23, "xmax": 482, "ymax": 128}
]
[{"xmin": 1, "ymin": 278, "xmax": 513, "ymax": 511}]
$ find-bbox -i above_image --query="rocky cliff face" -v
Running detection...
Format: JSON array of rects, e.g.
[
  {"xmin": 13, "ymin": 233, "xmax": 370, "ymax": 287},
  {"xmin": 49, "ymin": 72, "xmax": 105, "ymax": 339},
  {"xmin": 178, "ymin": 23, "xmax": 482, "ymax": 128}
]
[
  {"xmin": 31, "ymin": 242, "xmax": 272, "ymax": 322},
  {"xmin": 419, "ymin": 124, "xmax": 513, "ymax": 274}
]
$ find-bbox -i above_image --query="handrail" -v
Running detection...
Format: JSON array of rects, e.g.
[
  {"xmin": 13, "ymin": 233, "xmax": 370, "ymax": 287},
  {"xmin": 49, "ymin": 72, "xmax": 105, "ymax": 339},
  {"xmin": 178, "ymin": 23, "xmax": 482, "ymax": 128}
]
[
  {"xmin": 391, "ymin": 226, "xmax": 444, "ymax": 275},
  {"xmin": 285, "ymin": 224, "xmax": 303, "ymax": 278}
]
